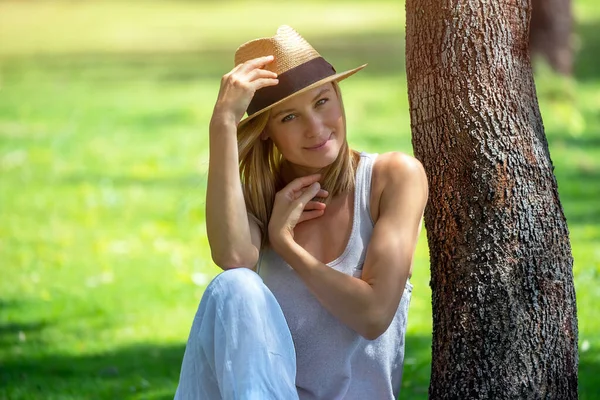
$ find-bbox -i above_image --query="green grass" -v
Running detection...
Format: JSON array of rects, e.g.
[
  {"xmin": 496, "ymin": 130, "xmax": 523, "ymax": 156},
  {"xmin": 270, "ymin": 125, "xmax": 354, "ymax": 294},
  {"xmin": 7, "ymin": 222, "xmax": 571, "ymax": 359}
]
[{"xmin": 1, "ymin": 0, "xmax": 599, "ymax": 398}]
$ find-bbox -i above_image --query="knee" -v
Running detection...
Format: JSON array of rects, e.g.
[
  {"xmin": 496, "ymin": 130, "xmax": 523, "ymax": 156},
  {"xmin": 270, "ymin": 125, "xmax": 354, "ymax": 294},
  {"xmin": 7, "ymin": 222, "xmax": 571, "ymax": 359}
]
[{"xmin": 206, "ymin": 268, "xmax": 265, "ymax": 301}]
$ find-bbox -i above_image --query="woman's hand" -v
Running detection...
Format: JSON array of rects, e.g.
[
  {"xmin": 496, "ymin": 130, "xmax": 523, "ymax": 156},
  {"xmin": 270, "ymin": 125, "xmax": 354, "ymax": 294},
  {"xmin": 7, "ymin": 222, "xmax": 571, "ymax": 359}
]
[
  {"xmin": 268, "ymin": 174, "xmax": 329, "ymax": 252},
  {"xmin": 211, "ymin": 55, "xmax": 279, "ymax": 127}
]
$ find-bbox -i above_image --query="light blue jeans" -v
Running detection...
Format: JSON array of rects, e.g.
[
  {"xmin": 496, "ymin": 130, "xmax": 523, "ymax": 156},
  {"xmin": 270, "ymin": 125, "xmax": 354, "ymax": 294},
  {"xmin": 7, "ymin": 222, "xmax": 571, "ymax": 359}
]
[{"xmin": 174, "ymin": 268, "xmax": 300, "ymax": 400}]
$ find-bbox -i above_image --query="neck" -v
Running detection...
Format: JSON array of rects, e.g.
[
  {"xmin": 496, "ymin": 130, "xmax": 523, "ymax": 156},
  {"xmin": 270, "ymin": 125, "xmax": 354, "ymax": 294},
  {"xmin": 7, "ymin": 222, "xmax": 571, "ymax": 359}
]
[{"xmin": 280, "ymin": 160, "xmax": 328, "ymax": 185}]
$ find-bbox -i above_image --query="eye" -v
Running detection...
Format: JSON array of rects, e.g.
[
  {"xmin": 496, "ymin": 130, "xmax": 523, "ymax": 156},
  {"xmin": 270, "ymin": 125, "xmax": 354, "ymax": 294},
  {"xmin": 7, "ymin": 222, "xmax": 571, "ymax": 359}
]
[
  {"xmin": 316, "ymin": 98, "xmax": 329, "ymax": 107},
  {"xmin": 281, "ymin": 114, "xmax": 296, "ymax": 123}
]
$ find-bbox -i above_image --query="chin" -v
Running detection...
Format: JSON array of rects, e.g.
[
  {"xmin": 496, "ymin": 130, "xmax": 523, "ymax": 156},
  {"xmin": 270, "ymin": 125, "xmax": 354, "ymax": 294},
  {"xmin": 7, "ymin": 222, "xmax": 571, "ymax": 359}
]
[{"xmin": 302, "ymin": 146, "xmax": 341, "ymax": 169}]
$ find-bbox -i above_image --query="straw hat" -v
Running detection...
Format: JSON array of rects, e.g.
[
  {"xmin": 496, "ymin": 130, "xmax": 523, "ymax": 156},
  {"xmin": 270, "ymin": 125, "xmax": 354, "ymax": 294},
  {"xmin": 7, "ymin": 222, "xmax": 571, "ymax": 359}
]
[{"xmin": 235, "ymin": 25, "xmax": 367, "ymax": 127}]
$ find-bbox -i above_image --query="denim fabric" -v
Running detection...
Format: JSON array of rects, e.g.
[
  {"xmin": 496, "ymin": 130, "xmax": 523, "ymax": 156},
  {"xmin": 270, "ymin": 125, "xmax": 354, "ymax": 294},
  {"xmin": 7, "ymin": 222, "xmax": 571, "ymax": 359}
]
[{"xmin": 174, "ymin": 268, "xmax": 299, "ymax": 400}]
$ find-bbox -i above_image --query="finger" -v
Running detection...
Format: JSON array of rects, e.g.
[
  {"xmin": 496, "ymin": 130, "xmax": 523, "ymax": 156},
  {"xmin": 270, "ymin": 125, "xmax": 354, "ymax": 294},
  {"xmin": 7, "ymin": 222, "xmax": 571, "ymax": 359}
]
[
  {"xmin": 297, "ymin": 209, "xmax": 325, "ymax": 224},
  {"xmin": 240, "ymin": 55, "xmax": 275, "ymax": 72},
  {"xmin": 296, "ymin": 182, "xmax": 322, "ymax": 208},
  {"xmin": 251, "ymin": 78, "xmax": 279, "ymax": 90},
  {"xmin": 303, "ymin": 201, "xmax": 326, "ymax": 211},
  {"xmin": 296, "ymin": 188, "xmax": 328, "ymax": 199},
  {"xmin": 247, "ymin": 68, "xmax": 278, "ymax": 81},
  {"xmin": 284, "ymin": 174, "xmax": 322, "ymax": 194}
]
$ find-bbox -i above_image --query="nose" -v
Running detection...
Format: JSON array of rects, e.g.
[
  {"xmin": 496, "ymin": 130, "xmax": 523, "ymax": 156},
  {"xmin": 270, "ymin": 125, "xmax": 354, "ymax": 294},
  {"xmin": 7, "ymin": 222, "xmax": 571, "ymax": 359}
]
[{"xmin": 303, "ymin": 112, "xmax": 325, "ymax": 138}]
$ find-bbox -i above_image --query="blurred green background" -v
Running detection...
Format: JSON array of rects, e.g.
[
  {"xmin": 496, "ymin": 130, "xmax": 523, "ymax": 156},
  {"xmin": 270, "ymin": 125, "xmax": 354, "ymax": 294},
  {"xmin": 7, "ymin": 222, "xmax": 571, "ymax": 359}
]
[{"xmin": 0, "ymin": 0, "xmax": 598, "ymax": 399}]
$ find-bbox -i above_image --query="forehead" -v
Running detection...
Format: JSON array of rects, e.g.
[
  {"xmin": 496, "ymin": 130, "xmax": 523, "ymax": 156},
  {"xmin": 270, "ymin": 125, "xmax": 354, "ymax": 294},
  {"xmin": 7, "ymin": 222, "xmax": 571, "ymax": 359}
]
[{"xmin": 270, "ymin": 82, "xmax": 335, "ymax": 113}]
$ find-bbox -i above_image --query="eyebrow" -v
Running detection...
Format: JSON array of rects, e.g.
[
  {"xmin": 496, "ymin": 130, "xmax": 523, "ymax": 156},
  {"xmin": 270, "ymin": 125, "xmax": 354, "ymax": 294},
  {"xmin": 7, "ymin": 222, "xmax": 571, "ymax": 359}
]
[{"xmin": 271, "ymin": 87, "xmax": 332, "ymax": 120}]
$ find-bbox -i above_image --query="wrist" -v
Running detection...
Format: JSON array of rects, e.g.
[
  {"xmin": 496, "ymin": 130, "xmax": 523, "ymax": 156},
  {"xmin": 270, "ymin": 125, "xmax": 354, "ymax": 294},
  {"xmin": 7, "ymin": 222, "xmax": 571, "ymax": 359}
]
[
  {"xmin": 210, "ymin": 110, "xmax": 239, "ymax": 132},
  {"xmin": 271, "ymin": 236, "xmax": 317, "ymax": 278},
  {"xmin": 270, "ymin": 232, "xmax": 295, "ymax": 255}
]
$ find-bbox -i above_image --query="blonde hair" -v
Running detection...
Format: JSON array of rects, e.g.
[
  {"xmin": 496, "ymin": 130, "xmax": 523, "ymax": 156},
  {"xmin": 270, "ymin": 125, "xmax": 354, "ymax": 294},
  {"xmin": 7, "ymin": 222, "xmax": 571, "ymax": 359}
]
[{"xmin": 238, "ymin": 82, "xmax": 358, "ymax": 246}]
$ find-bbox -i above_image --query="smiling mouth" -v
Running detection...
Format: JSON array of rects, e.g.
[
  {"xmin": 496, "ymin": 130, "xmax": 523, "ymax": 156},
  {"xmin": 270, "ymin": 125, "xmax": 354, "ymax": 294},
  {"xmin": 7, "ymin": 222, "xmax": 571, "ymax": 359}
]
[{"xmin": 305, "ymin": 134, "xmax": 332, "ymax": 150}]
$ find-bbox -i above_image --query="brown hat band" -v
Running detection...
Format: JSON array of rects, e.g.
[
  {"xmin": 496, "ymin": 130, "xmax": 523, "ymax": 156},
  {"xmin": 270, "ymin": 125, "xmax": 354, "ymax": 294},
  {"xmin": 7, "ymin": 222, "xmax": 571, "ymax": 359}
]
[{"xmin": 247, "ymin": 57, "xmax": 336, "ymax": 116}]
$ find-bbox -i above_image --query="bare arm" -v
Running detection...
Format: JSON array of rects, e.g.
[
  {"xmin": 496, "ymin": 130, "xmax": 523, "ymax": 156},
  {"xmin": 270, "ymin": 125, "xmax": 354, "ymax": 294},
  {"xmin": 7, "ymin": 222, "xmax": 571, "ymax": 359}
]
[
  {"xmin": 206, "ymin": 118, "xmax": 261, "ymax": 269},
  {"xmin": 271, "ymin": 152, "xmax": 428, "ymax": 339},
  {"xmin": 206, "ymin": 56, "xmax": 278, "ymax": 269}
]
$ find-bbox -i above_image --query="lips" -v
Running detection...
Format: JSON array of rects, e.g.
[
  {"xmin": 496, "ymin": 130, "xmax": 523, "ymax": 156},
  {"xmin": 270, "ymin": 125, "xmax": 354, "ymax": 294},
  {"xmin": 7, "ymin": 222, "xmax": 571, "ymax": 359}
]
[{"xmin": 305, "ymin": 134, "xmax": 332, "ymax": 150}]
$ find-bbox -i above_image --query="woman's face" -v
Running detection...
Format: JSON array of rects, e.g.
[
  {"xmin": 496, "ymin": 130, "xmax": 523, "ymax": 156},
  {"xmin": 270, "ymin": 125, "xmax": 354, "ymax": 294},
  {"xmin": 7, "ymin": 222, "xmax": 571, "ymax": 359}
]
[{"xmin": 265, "ymin": 82, "xmax": 345, "ymax": 171}]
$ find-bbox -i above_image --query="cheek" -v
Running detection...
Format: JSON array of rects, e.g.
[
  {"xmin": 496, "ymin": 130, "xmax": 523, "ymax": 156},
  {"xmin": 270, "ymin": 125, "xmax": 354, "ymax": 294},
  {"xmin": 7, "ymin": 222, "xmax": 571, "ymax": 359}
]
[
  {"xmin": 327, "ymin": 105, "xmax": 344, "ymax": 127},
  {"xmin": 330, "ymin": 112, "xmax": 344, "ymax": 135},
  {"xmin": 270, "ymin": 128, "xmax": 300, "ymax": 152}
]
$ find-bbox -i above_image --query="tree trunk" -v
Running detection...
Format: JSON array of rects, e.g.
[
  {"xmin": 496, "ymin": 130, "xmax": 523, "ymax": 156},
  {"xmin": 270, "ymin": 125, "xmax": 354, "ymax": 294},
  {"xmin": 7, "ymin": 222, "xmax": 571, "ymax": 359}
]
[
  {"xmin": 405, "ymin": 0, "xmax": 579, "ymax": 398},
  {"xmin": 530, "ymin": 0, "xmax": 573, "ymax": 75}
]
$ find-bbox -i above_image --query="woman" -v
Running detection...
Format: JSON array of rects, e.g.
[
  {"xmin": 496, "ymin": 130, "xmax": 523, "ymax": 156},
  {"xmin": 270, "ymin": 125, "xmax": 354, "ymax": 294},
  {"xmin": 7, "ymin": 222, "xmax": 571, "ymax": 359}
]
[{"xmin": 175, "ymin": 25, "xmax": 428, "ymax": 399}]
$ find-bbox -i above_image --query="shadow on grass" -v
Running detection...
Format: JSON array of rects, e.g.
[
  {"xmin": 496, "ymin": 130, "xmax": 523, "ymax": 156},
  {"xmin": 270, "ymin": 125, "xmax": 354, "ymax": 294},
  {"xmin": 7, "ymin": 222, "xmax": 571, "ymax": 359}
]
[
  {"xmin": 557, "ymin": 174, "xmax": 600, "ymax": 223},
  {"xmin": 0, "ymin": 300, "xmax": 50, "ymax": 350},
  {"xmin": 401, "ymin": 335, "xmax": 432, "ymax": 399},
  {"xmin": 402, "ymin": 334, "xmax": 600, "ymax": 399},
  {"xmin": 0, "ymin": 299, "xmax": 183, "ymax": 399},
  {"xmin": 0, "ymin": 335, "xmax": 426, "ymax": 399},
  {"xmin": 553, "ymin": 136, "xmax": 600, "ymax": 148},
  {"xmin": 0, "ymin": 30, "xmax": 405, "ymax": 84},
  {"xmin": 0, "ymin": 336, "xmax": 426, "ymax": 400},
  {"xmin": 0, "ymin": 342, "xmax": 185, "ymax": 400},
  {"xmin": 579, "ymin": 347, "xmax": 600, "ymax": 400},
  {"xmin": 1, "ymin": 19, "xmax": 597, "ymax": 82},
  {"xmin": 0, "ymin": 320, "xmax": 597, "ymax": 399},
  {"xmin": 574, "ymin": 21, "xmax": 600, "ymax": 81},
  {"xmin": 0, "ymin": 322, "xmax": 48, "ymax": 350},
  {"xmin": 552, "ymin": 158, "xmax": 600, "ymax": 226},
  {"xmin": 0, "ymin": 333, "xmax": 431, "ymax": 400}
]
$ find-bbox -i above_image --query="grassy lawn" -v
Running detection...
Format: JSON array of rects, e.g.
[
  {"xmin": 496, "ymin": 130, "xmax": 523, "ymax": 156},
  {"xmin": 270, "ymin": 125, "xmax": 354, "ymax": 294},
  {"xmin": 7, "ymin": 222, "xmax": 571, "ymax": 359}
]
[{"xmin": 1, "ymin": 0, "xmax": 598, "ymax": 398}]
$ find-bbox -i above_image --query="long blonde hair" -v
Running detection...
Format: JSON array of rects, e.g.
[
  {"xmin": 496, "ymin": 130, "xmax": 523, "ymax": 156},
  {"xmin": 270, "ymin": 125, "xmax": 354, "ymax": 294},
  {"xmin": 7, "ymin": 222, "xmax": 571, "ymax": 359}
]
[{"xmin": 238, "ymin": 82, "xmax": 358, "ymax": 245}]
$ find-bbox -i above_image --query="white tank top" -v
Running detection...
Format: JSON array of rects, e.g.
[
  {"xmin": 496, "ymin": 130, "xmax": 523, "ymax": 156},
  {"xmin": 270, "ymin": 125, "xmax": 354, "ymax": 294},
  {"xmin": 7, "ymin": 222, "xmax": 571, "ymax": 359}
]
[{"xmin": 258, "ymin": 152, "xmax": 413, "ymax": 400}]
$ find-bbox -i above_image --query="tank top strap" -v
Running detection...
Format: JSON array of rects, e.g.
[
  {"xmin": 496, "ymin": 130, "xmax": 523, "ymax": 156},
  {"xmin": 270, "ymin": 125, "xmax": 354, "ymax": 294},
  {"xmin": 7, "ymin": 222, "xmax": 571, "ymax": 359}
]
[{"xmin": 356, "ymin": 152, "xmax": 378, "ymax": 226}]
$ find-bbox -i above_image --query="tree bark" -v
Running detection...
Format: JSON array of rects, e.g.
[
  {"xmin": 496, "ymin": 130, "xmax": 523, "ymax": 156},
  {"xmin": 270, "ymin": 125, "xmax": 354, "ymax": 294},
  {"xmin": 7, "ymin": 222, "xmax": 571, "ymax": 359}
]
[
  {"xmin": 530, "ymin": 0, "xmax": 573, "ymax": 75},
  {"xmin": 405, "ymin": 0, "xmax": 578, "ymax": 398}
]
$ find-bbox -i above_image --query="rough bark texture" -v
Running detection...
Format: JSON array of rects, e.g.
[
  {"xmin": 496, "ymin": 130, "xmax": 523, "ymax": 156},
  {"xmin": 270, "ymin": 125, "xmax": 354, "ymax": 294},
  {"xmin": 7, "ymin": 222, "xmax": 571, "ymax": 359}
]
[
  {"xmin": 530, "ymin": 0, "xmax": 573, "ymax": 75},
  {"xmin": 405, "ymin": 0, "xmax": 579, "ymax": 398}
]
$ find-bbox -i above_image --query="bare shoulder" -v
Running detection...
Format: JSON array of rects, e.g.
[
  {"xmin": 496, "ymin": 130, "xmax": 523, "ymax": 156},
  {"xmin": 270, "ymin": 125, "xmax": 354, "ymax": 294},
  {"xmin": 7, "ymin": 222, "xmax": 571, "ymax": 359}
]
[
  {"xmin": 370, "ymin": 152, "xmax": 428, "ymax": 221},
  {"xmin": 373, "ymin": 151, "xmax": 426, "ymax": 180}
]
